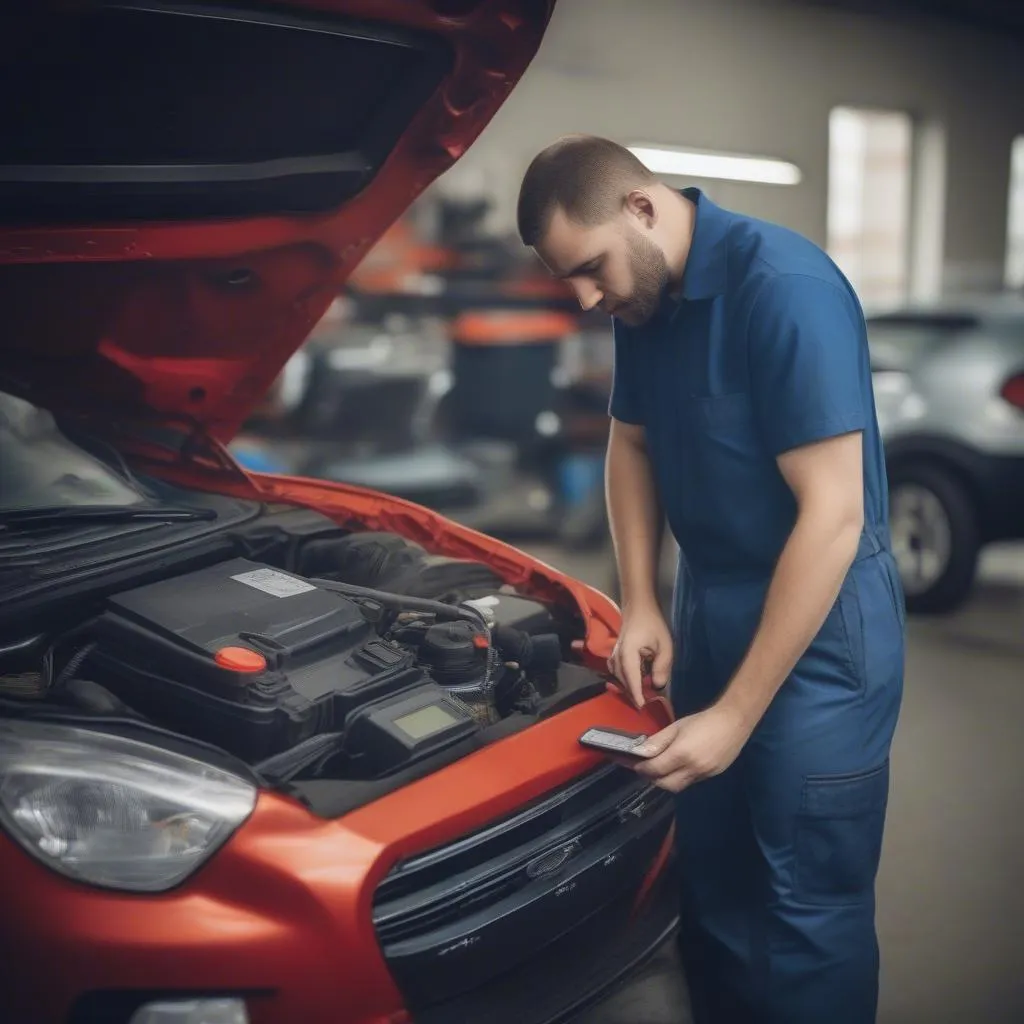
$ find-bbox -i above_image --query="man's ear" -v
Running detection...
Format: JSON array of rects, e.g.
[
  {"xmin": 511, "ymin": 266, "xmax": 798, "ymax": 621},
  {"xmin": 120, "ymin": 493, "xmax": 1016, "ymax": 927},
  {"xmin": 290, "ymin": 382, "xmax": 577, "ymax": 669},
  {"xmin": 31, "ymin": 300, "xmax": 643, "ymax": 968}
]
[{"xmin": 624, "ymin": 189, "xmax": 657, "ymax": 229}]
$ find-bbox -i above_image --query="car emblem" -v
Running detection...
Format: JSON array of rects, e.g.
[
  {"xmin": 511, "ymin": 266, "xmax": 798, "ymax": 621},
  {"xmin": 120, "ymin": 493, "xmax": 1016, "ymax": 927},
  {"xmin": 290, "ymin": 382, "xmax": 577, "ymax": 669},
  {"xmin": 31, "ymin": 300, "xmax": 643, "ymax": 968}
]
[
  {"xmin": 618, "ymin": 791, "xmax": 652, "ymax": 823},
  {"xmin": 438, "ymin": 935, "xmax": 481, "ymax": 958},
  {"xmin": 525, "ymin": 839, "xmax": 580, "ymax": 880}
]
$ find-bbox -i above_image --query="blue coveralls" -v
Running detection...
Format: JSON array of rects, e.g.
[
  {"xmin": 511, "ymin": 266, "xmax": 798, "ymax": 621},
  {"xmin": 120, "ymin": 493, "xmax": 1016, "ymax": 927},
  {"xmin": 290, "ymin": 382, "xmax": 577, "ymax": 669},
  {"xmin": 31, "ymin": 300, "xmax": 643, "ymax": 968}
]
[{"xmin": 610, "ymin": 189, "xmax": 905, "ymax": 1024}]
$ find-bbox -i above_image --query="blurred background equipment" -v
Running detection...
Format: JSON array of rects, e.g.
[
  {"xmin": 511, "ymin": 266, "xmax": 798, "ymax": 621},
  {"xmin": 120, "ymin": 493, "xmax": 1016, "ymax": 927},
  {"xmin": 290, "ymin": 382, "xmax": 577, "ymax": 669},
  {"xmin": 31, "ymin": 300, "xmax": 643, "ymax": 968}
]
[{"xmin": 233, "ymin": 196, "xmax": 617, "ymax": 551}]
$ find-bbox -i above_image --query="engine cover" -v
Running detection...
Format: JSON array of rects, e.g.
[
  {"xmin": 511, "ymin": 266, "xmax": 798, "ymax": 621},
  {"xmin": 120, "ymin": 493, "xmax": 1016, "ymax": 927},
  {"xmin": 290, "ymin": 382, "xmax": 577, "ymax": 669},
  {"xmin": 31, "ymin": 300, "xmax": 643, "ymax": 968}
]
[{"xmin": 89, "ymin": 557, "xmax": 428, "ymax": 761}]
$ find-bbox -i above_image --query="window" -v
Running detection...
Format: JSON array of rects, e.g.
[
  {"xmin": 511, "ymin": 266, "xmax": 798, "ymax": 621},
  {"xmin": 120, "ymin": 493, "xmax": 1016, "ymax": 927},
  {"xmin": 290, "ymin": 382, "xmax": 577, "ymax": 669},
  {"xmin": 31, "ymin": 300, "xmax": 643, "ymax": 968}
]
[
  {"xmin": 626, "ymin": 145, "xmax": 802, "ymax": 186},
  {"xmin": 827, "ymin": 107, "xmax": 914, "ymax": 310},
  {"xmin": 0, "ymin": 390, "xmax": 146, "ymax": 511},
  {"xmin": 1006, "ymin": 136, "xmax": 1024, "ymax": 289}
]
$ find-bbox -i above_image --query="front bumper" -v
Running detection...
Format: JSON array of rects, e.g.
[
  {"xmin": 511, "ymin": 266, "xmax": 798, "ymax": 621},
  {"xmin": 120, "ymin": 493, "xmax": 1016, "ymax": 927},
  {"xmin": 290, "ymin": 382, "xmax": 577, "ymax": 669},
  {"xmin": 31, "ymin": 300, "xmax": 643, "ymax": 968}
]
[
  {"xmin": 0, "ymin": 692, "xmax": 675, "ymax": 1024},
  {"xmin": 409, "ymin": 864, "xmax": 679, "ymax": 1024}
]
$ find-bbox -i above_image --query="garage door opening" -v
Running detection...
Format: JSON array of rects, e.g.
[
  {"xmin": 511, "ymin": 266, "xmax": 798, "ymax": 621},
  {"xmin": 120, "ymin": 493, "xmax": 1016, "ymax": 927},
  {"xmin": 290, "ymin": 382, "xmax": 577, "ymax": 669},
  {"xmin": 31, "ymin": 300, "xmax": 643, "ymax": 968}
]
[{"xmin": 827, "ymin": 106, "xmax": 913, "ymax": 310}]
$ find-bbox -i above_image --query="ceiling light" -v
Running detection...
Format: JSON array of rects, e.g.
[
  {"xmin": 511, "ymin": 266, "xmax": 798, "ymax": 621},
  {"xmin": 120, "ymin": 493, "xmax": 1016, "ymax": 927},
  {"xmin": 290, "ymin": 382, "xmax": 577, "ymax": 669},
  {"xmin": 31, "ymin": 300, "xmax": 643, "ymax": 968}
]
[{"xmin": 628, "ymin": 145, "xmax": 802, "ymax": 186}]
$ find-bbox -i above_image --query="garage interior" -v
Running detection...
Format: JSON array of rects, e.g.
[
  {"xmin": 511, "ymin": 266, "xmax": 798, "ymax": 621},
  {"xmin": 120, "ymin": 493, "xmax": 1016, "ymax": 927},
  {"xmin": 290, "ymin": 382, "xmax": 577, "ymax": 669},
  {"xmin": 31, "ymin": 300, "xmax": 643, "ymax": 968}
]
[
  {"xmin": 320, "ymin": 1, "xmax": 1024, "ymax": 1019},
  {"xmin": 3, "ymin": 0, "xmax": 1023, "ymax": 1022},
  {"xmin": 238, "ymin": 0, "xmax": 1024, "ymax": 1021}
]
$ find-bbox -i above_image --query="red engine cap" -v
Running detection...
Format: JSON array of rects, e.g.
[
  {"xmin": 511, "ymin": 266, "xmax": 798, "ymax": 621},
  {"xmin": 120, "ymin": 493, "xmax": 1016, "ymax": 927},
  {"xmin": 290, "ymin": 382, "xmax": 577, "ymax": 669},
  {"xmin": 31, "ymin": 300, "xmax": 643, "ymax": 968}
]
[{"xmin": 214, "ymin": 646, "xmax": 267, "ymax": 673}]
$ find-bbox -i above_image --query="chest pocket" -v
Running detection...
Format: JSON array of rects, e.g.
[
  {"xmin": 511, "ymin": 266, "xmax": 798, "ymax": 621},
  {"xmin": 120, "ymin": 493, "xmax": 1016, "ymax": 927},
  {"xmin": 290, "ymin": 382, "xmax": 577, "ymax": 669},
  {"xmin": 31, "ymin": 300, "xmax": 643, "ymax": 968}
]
[
  {"xmin": 688, "ymin": 391, "xmax": 756, "ymax": 453},
  {"xmin": 682, "ymin": 390, "xmax": 761, "ymax": 507}
]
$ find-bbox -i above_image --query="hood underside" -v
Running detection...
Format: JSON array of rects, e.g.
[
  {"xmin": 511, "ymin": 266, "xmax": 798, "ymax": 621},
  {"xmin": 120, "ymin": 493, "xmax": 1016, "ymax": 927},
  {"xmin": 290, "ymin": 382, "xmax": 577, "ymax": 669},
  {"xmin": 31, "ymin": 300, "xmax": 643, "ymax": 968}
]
[{"xmin": 0, "ymin": 0, "xmax": 552, "ymax": 440}]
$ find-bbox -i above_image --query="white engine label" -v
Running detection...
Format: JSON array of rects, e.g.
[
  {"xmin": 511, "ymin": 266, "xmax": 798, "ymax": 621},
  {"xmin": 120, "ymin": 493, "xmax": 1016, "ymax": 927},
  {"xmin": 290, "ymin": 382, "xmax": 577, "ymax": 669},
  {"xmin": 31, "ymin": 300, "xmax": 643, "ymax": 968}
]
[{"xmin": 230, "ymin": 568, "xmax": 317, "ymax": 599}]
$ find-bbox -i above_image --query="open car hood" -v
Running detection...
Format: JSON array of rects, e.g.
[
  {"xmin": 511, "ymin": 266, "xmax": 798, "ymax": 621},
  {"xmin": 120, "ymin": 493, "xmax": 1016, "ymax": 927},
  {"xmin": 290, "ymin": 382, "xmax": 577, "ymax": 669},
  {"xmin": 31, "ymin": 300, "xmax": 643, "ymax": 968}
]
[{"xmin": 0, "ymin": 0, "xmax": 553, "ymax": 441}]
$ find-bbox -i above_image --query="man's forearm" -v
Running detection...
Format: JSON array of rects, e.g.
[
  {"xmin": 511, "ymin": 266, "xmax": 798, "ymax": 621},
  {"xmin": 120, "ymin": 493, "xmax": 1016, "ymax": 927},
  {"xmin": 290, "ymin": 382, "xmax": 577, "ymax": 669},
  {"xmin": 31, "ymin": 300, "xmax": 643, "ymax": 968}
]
[
  {"xmin": 606, "ymin": 424, "xmax": 662, "ymax": 612},
  {"xmin": 717, "ymin": 507, "xmax": 863, "ymax": 729}
]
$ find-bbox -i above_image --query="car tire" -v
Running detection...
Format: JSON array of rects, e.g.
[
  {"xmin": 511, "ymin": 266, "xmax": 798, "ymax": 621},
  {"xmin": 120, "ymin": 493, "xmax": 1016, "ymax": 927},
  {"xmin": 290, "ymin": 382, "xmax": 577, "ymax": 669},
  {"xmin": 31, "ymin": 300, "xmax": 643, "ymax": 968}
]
[{"xmin": 888, "ymin": 463, "xmax": 980, "ymax": 615}]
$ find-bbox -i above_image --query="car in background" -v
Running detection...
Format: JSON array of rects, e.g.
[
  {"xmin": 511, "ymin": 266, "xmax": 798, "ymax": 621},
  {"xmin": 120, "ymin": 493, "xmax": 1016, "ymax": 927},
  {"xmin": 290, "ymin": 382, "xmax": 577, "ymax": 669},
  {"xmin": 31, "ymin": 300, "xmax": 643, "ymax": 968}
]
[
  {"xmin": 0, "ymin": 3, "xmax": 678, "ymax": 1023},
  {"xmin": 869, "ymin": 294, "xmax": 1024, "ymax": 613}
]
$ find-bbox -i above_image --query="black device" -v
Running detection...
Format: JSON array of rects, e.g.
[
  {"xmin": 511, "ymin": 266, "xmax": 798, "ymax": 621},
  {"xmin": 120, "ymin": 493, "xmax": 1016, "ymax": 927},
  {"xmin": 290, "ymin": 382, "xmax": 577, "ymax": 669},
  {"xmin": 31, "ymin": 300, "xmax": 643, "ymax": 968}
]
[
  {"xmin": 418, "ymin": 620, "xmax": 488, "ymax": 685},
  {"xmin": 579, "ymin": 726, "xmax": 652, "ymax": 760},
  {"xmin": 89, "ymin": 557, "xmax": 429, "ymax": 762},
  {"xmin": 344, "ymin": 684, "xmax": 480, "ymax": 777}
]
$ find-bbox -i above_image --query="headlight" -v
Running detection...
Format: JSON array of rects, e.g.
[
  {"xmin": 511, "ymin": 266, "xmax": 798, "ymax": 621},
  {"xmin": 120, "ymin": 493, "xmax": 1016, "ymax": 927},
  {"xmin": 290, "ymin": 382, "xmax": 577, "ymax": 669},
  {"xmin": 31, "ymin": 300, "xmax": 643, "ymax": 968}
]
[{"xmin": 0, "ymin": 719, "xmax": 257, "ymax": 892}]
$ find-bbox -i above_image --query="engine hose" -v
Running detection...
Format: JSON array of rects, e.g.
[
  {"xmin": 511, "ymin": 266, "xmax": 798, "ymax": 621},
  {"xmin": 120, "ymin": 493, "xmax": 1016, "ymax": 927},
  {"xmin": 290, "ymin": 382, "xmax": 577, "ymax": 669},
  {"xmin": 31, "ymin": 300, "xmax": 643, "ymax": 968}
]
[
  {"xmin": 256, "ymin": 732, "xmax": 344, "ymax": 783},
  {"xmin": 492, "ymin": 627, "xmax": 562, "ymax": 674},
  {"xmin": 482, "ymin": 642, "xmax": 501, "ymax": 695},
  {"xmin": 309, "ymin": 577, "xmax": 503, "ymax": 697},
  {"xmin": 307, "ymin": 578, "xmax": 489, "ymax": 631},
  {"xmin": 54, "ymin": 643, "xmax": 97, "ymax": 690}
]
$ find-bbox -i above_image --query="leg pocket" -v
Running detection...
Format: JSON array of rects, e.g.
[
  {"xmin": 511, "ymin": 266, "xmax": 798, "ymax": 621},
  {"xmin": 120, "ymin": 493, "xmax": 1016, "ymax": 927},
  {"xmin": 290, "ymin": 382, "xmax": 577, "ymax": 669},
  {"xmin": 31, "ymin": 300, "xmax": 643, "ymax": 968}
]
[
  {"xmin": 881, "ymin": 553, "xmax": 907, "ymax": 629},
  {"xmin": 794, "ymin": 759, "xmax": 890, "ymax": 907}
]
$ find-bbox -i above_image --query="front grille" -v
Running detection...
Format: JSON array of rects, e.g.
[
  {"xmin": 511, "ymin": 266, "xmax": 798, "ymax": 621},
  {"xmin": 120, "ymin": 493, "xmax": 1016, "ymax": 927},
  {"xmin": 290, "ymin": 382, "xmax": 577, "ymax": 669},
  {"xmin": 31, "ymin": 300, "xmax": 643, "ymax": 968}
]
[
  {"xmin": 372, "ymin": 764, "xmax": 675, "ymax": 1015},
  {"xmin": 373, "ymin": 764, "xmax": 666, "ymax": 943}
]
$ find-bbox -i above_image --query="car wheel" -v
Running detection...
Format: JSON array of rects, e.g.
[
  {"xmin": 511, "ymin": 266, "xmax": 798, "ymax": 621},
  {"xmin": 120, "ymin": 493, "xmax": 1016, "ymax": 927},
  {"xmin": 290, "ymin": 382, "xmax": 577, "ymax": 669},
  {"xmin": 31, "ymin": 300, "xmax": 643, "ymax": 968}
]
[{"xmin": 888, "ymin": 463, "xmax": 980, "ymax": 615}]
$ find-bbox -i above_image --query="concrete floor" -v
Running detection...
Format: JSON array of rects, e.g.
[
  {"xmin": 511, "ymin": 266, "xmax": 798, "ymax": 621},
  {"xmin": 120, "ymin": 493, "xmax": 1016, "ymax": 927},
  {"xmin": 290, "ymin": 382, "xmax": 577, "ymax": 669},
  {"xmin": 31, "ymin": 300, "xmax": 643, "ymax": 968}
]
[{"xmin": 525, "ymin": 542, "xmax": 1024, "ymax": 1024}]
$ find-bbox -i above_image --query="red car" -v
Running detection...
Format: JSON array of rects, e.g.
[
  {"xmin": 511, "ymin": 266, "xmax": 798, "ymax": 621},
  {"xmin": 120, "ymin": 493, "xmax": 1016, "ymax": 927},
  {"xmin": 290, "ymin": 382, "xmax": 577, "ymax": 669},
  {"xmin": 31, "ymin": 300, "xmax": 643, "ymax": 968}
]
[{"xmin": 0, "ymin": 3, "xmax": 677, "ymax": 1023}]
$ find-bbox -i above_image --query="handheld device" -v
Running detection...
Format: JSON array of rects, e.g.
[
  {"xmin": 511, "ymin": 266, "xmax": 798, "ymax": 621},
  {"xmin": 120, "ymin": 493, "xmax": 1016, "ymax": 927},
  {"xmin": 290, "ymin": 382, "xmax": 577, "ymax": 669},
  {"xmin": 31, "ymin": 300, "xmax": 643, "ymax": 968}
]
[{"xmin": 578, "ymin": 726, "xmax": 652, "ymax": 760}]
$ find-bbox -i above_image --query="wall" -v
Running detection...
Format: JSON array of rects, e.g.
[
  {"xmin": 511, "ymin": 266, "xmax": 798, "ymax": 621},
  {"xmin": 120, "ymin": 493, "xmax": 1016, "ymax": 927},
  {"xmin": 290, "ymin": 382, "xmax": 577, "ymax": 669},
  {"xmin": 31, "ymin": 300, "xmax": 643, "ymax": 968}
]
[{"xmin": 434, "ymin": 0, "xmax": 1024, "ymax": 297}]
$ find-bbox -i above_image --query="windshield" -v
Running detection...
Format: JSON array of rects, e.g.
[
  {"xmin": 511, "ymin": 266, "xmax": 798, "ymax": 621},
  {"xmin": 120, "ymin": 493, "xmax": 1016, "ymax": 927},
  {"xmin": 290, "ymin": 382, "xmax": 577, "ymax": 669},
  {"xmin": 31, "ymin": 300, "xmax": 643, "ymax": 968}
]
[{"xmin": 0, "ymin": 390, "xmax": 146, "ymax": 511}]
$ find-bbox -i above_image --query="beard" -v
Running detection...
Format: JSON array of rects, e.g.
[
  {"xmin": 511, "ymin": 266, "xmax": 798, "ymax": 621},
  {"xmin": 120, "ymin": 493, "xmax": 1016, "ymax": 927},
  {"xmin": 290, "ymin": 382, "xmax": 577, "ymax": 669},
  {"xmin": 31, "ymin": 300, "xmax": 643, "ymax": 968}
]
[{"xmin": 614, "ymin": 230, "xmax": 671, "ymax": 326}]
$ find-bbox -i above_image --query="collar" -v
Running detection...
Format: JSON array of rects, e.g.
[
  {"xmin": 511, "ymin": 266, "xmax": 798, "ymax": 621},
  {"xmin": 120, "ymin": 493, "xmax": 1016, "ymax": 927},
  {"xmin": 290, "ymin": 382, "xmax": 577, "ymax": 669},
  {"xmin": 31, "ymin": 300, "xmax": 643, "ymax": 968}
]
[{"xmin": 676, "ymin": 187, "xmax": 730, "ymax": 302}]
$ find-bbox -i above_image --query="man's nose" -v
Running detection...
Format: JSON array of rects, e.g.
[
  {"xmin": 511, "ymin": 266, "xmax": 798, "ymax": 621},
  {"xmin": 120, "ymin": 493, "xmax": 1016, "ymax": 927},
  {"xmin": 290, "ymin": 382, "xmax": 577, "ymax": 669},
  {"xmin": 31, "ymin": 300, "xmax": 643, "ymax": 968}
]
[{"xmin": 572, "ymin": 280, "xmax": 603, "ymax": 312}]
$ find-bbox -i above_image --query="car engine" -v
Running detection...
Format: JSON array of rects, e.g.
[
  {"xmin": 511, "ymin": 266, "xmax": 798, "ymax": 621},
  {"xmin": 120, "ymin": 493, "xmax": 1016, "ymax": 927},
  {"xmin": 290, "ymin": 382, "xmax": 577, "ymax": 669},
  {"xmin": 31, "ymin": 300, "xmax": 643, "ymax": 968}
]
[{"xmin": 0, "ymin": 529, "xmax": 598, "ymax": 789}]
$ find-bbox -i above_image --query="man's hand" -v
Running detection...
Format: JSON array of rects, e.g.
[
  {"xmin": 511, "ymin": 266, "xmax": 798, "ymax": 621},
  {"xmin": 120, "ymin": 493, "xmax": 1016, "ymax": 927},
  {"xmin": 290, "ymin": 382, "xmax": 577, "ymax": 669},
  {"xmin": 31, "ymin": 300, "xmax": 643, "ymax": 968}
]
[
  {"xmin": 630, "ymin": 703, "xmax": 752, "ymax": 792},
  {"xmin": 608, "ymin": 604, "xmax": 673, "ymax": 707}
]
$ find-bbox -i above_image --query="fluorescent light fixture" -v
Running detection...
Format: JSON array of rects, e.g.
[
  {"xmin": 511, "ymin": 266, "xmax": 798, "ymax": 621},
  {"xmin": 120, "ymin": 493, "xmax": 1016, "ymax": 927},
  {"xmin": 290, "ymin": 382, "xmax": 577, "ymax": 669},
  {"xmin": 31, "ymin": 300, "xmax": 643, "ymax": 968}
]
[{"xmin": 628, "ymin": 145, "xmax": 802, "ymax": 186}]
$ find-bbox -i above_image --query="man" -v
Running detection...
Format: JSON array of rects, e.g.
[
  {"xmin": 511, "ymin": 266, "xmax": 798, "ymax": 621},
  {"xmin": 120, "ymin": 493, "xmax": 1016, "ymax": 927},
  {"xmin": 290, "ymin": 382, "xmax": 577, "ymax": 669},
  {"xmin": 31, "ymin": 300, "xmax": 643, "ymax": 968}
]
[{"xmin": 517, "ymin": 136, "xmax": 904, "ymax": 1024}]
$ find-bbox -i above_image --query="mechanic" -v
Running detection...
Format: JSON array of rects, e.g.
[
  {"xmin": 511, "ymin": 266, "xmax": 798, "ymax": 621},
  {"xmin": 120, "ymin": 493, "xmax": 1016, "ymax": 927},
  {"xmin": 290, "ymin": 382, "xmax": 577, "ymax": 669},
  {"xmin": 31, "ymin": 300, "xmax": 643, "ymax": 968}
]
[{"xmin": 516, "ymin": 135, "xmax": 904, "ymax": 1024}]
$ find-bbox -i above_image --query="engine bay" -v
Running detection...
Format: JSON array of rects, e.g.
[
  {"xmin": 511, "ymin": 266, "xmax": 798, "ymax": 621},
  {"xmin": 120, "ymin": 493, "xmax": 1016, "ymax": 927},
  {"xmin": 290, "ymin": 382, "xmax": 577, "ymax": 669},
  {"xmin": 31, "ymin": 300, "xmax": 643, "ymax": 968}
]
[{"xmin": 0, "ymin": 522, "xmax": 606, "ymax": 809}]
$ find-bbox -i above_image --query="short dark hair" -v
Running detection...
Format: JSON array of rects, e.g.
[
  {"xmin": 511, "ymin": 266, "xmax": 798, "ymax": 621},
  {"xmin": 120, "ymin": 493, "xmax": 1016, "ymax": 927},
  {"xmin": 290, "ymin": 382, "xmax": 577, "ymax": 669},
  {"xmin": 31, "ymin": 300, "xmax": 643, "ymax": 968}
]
[{"xmin": 516, "ymin": 135, "xmax": 656, "ymax": 247}]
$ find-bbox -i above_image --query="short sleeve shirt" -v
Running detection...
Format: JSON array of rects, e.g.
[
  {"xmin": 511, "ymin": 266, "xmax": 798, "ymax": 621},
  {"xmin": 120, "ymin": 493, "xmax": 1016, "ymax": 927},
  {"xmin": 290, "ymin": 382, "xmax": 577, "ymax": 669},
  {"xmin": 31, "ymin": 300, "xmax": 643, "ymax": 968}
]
[{"xmin": 609, "ymin": 188, "xmax": 889, "ymax": 577}]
